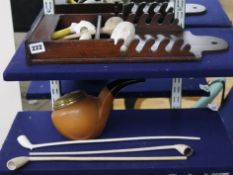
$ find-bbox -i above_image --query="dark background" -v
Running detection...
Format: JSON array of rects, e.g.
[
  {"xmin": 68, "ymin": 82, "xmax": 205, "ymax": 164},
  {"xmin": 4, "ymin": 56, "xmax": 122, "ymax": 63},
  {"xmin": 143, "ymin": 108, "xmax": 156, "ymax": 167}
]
[{"xmin": 11, "ymin": 0, "xmax": 43, "ymax": 32}]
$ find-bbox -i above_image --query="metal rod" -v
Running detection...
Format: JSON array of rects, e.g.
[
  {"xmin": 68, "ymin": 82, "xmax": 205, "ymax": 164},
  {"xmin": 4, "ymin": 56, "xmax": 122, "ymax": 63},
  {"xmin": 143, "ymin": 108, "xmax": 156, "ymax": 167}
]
[{"xmin": 95, "ymin": 15, "xmax": 102, "ymax": 39}]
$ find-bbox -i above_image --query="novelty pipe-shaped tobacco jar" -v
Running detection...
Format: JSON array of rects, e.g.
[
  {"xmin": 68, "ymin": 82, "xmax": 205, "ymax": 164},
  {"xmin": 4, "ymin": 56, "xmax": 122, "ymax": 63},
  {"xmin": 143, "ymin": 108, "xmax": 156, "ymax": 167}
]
[{"xmin": 51, "ymin": 79, "xmax": 143, "ymax": 140}]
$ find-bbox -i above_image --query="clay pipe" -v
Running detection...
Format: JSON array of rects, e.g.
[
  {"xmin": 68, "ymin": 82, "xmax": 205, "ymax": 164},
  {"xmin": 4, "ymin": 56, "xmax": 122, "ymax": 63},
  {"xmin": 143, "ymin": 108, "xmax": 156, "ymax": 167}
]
[
  {"xmin": 67, "ymin": 0, "xmax": 77, "ymax": 4},
  {"xmin": 111, "ymin": 21, "xmax": 135, "ymax": 52},
  {"xmin": 51, "ymin": 79, "xmax": 144, "ymax": 140},
  {"xmin": 7, "ymin": 156, "xmax": 187, "ymax": 170},
  {"xmin": 30, "ymin": 144, "xmax": 193, "ymax": 157},
  {"xmin": 64, "ymin": 16, "xmax": 123, "ymax": 40},
  {"xmin": 51, "ymin": 21, "xmax": 96, "ymax": 40},
  {"xmin": 79, "ymin": 27, "xmax": 92, "ymax": 40},
  {"xmin": 17, "ymin": 135, "xmax": 200, "ymax": 150},
  {"xmin": 101, "ymin": 17, "xmax": 123, "ymax": 35}
]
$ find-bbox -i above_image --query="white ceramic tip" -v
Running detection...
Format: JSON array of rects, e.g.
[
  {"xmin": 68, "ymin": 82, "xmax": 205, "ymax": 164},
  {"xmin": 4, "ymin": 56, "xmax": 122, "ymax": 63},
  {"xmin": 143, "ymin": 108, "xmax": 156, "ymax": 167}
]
[
  {"xmin": 120, "ymin": 45, "xmax": 128, "ymax": 52},
  {"xmin": 17, "ymin": 135, "xmax": 33, "ymax": 150},
  {"xmin": 175, "ymin": 144, "xmax": 193, "ymax": 157},
  {"xmin": 102, "ymin": 17, "xmax": 124, "ymax": 35},
  {"xmin": 7, "ymin": 157, "xmax": 30, "ymax": 170}
]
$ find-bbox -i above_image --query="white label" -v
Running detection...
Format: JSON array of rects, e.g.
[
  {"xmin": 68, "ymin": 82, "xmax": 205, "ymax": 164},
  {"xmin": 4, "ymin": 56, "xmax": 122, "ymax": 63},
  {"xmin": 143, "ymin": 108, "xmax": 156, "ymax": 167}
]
[
  {"xmin": 43, "ymin": 0, "xmax": 55, "ymax": 15},
  {"xmin": 29, "ymin": 42, "xmax": 46, "ymax": 54}
]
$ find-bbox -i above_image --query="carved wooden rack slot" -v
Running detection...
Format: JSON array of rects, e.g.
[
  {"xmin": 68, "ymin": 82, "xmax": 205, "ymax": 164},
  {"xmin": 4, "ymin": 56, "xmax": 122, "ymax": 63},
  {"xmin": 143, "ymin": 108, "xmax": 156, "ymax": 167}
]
[
  {"xmin": 25, "ymin": 13, "xmax": 228, "ymax": 64},
  {"xmin": 55, "ymin": 0, "xmax": 173, "ymax": 14}
]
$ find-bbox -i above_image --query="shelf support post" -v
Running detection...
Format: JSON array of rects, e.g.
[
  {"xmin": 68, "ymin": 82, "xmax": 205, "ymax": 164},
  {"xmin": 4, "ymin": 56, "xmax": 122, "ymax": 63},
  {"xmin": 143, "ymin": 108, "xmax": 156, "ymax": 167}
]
[
  {"xmin": 43, "ymin": 0, "xmax": 61, "ymax": 109},
  {"xmin": 43, "ymin": 0, "xmax": 55, "ymax": 15},
  {"xmin": 171, "ymin": 0, "xmax": 186, "ymax": 109}
]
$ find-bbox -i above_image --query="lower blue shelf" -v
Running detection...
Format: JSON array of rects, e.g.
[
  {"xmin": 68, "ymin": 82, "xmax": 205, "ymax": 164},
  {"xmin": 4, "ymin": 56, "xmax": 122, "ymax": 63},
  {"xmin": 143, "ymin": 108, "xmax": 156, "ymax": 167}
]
[
  {"xmin": 0, "ymin": 109, "xmax": 233, "ymax": 174},
  {"xmin": 220, "ymin": 87, "xmax": 233, "ymax": 142},
  {"xmin": 26, "ymin": 78, "xmax": 209, "ymax": 99}
]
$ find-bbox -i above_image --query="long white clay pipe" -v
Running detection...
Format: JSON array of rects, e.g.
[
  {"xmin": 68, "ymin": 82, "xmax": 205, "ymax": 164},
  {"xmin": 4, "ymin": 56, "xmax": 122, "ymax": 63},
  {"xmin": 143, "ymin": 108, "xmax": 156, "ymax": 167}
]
[
  {"xmin": 7, "ymin": 156, "xmax": 187, "ymax": 171},
  {"xmin": 17, "ymin": 135, "xmax": 200, "ymax": 150},
  {"xmin": 30, "ymin": 144, "xmax": 193, "ymax": 157}
]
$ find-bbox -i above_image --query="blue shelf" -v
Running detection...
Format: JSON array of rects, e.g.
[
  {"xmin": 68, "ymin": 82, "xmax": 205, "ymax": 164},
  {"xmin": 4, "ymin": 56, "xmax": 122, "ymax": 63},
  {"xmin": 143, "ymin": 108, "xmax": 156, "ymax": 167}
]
[
  {"xmin": 1, "ymin": 0, "xmax": 233, "ymax": 174},
  {"xmin": 220, "ymin": 88, "xmax": 233, "ymax": 142},
  {"xmin": 1, "ymin": 109, "xmax": 233, "ymax": 174},
  {"xmin": 26, "ymin": 78, "xmax": 209, "ymax": 99},
  {"xmin": 4, "ymin": 28, "xmax": 233, "ymax": 81},
  {"xmin": 185, "ymin": 0, "xmax": 232, "ymax": 27}
]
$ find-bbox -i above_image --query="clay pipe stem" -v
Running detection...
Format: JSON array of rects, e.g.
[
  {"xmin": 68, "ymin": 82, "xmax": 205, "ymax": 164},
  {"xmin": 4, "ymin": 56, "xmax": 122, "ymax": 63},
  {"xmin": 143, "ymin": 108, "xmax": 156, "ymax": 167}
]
[
  {"xmin": 17, "ymin": 135, "xmax": 200, "ymax": 150},
  {"xmin": 30, "ymin": 144, "xmax": 193, "ymax": 157},
  {"xmin": 7, "ymin": 156, "xmax": 187, "ymax": 170},
  {"xmin": 95, "ymin": 15, "xmax": 102, "ymax": 39}
]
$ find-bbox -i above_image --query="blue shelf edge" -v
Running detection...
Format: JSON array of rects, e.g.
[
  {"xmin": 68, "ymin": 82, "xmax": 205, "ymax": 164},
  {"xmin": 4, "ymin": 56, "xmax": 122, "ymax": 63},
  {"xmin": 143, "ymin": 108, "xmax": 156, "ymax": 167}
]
[
  {"xmin": 26, "ymin": 78, "xmax": 209, "ymax": 99},
  {"xmin": 220, "ymin": 87, "xmax": 233, "ymax": 143}
]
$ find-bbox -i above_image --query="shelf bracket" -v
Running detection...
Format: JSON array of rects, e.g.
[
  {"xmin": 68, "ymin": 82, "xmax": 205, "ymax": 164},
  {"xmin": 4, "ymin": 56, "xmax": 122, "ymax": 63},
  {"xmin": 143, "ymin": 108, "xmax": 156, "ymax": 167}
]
[
  {"xmin": 171, "ymin": 0, "xmax": 186, "ymax": 109},
  {"xmin": 43, "ymin": 0, "xmax": 61, "ymax": 109},
  {"xmin": 50, "ymin": 80, "xmax": 61, "ymax": 109}
]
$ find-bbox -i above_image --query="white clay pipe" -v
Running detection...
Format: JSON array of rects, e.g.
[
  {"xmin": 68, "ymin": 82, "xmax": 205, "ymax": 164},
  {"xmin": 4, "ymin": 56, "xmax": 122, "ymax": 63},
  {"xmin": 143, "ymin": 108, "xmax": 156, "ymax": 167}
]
[
  {"xmin": 52, "ymin": 20, "xmax": 96, "ymax": 40},
  {"xmin": 79, "ymin": 27, "xmax": 92, "ymax": 40},
  {"xmin": 111, "ymin": 21, "xmax": 136, "ymax": 52},
  {"xmin": 30, "ymin": 144, "xmax": 193, "ymax": 157},
  {"xmin": 17, "ymin": 135, "xmax": 200, "ymax": 150},
  {"xmin": 7, "ymin": 156, "xmax": 187, "ymax": 171},
  {"xmin": 65, "ymin": 16, "xmax": 123, "ymax": 40},
  {"xmin": 101, "ymin": 17, "xmax": 123, "ymax": 35}
]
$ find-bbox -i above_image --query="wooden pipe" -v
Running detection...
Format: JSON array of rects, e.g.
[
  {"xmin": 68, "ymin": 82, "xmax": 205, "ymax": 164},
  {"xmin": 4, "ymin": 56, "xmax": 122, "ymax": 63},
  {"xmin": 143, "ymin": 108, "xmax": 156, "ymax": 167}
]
[{"xmin": 51, "ymin": 80, "xmax": 144, "ymax": 140}]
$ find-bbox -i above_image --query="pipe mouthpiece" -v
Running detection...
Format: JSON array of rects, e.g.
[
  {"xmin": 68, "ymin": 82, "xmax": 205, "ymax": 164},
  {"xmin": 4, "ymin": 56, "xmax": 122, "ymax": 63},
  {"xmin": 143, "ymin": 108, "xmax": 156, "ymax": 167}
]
[
  {"xmin": 17, "ymin": 135, "xmax": 33, "ymax": 150},
  {"xmin": 107, "ymin": 79, "xmax": 145, "ymax": 97},
  {"xmin": 7, "ymin": 157, "xmax": 29, "ymax": 170},
  {"xmin": 175, "ymin": 144, "xmax": 194, "ymax": 157}
]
